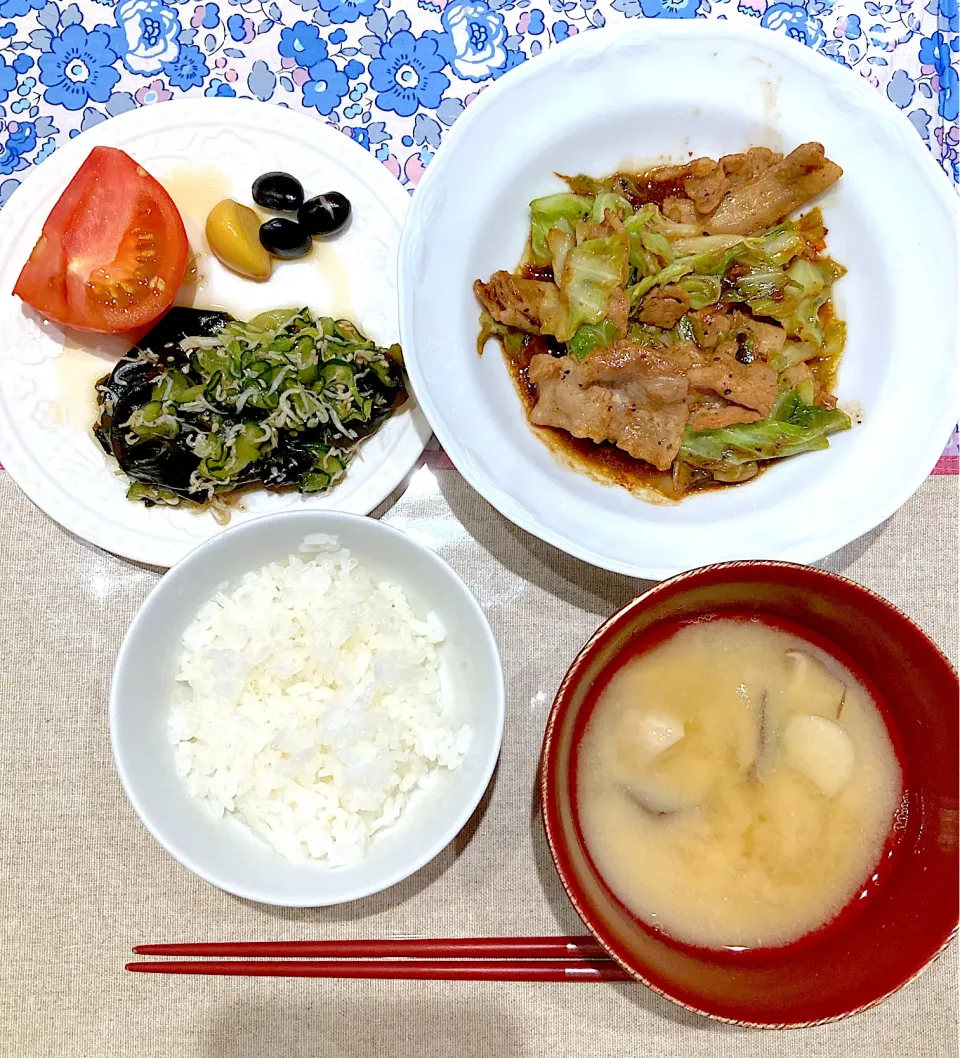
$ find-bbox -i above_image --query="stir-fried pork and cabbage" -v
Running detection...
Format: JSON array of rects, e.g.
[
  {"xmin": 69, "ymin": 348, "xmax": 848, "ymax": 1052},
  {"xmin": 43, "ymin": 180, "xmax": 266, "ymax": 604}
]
[
  {"xmin": 474, "ymin": 143, "xmax": 851, "ymax": 498},
  {"xmin": 95, "ymin": 306, "xmax": 405, "ymax": 510}
]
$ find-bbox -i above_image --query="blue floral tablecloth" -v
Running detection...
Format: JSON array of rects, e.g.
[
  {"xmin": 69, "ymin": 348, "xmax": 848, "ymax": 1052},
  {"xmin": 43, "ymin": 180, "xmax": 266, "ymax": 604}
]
[{"xmin": 0, "ymin": 0, "xmax": 956, "ymax": 207}]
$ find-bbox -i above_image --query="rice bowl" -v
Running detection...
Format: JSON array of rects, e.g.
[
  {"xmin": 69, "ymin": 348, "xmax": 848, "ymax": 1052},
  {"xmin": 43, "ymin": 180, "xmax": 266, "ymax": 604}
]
[{"xmin": 110, "ymin": 510, "xmax": 504, "ymax": 907}]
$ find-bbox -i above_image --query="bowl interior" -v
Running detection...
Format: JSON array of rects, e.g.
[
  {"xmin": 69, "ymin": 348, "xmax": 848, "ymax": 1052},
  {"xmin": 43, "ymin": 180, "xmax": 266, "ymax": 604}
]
[
  {"xmin": 111, "ymin": 510, "xmax": 504, "ymax": 906},
  {"xmin": 540, "ymin": 564, "xmax": 958, "ymax": 1026},
  {"xmin": 400, "ymin": 24, "xmax": 958, "ymax": 578}
]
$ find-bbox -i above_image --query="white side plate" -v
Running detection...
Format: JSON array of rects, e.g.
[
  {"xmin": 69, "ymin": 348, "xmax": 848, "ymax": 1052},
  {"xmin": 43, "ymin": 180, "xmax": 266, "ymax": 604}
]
[{"xmin": 0, "ymin": 98, "xmax": 430, "ymax": 567}]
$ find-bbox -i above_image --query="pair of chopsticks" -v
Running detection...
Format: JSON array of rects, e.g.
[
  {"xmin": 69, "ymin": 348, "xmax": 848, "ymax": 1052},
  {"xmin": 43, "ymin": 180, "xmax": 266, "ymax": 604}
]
[{"xmin": 127, "ymin": 935, "xmax": 632, "ymax": 982}]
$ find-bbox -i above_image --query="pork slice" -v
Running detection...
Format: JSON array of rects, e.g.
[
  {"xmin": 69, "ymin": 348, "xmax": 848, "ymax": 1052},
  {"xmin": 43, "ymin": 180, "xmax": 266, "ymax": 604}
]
[
  {"xmin": 689, "ymin": 403, "xmax": 765, "ymax": 431},
  {"xmin": 692, "ymin": 309, "xmax": 735, "ymax": 350},
  {"xmin": 670, "ymin": 340, "xmax": 706, "ymax": 370},
  {"xmin": 474, "ymin": 272, "xmax": 560, "ymax": 334},
  {"xmin": 617, "ymin": 403, "xmax": 691, "ymax": 469},
  {"xmin": 637, "ymin": 283, "xmax": 691, "ymax": 328},
  {"xmin": 779, "ymin": 361, "xmax": 836, "ymax": 407},
  {"xmin": 579, "ymin": 341, "xmax": 697, "ymax": 382},
  {"xmin": 528, "ymin": 348, "xmax": 690, "ymax": 471},
  {"xmin": 643, "ymin": 161, "xmax": 692, "ymax": 183},
  {"xmin": 606, "ymin": 288, "xmax": 631, "ymax": 339},
  {"xmin": 683, "ymin": 161, "xmax": 730, "ymax": 215},
  {"xmin": 720, "ymin": 147, "xmax": 783, "ymax": 187},
  {"xmin": 663, "ymin": 197, "xmax": 698, "ymax": 225},
  {"xmin": 705, "ymin": 143, "xmax": 842, "ymax": 236},
  {"xmin": 780, "ymin": 362, "xmax": 814, "ymax": 389},
  {"xmin": 687, "ymin": 342, "xmax": 778, "ymax": 415},
  {"xmin": 528, "ymin": 355, "xmax": 621, "ymax": 447},
  {"xmin": 528, "ymin": 354, "xmax": 568, "ymax": 388},
  {"xmin": 731, "ymin": 311, "xmax": 787, "ymax": 360}
]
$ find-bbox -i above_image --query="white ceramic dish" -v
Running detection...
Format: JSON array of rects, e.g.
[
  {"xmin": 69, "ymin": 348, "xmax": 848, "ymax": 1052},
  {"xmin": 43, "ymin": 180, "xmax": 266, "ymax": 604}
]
[
  {"xmin": 110, "ymin": 510, "xmax": 504, "ymax": 906},
  {"xmin": 0, "ymin": 98, "xmax": 430, "ymax": 568},
  {"xmin": 398, "ymin": 23, "xmax": 959, "ymax": 581}
]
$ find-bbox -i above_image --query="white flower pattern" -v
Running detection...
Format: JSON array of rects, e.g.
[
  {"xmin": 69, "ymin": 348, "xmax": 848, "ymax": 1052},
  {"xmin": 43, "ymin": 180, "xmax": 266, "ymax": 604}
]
[
  {"xmin": 442, "ymin": 0, "xmax": 508, "ymax": 82},
  {"xmin": 114, "ymin": 0, "xmax": 181, "ymax": 75}
]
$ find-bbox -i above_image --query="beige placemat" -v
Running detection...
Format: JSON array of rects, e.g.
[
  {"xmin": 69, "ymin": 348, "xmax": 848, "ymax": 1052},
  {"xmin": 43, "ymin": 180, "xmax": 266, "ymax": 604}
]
[{"xmin": 0, "ymin": 466, "xmax": 955, "ymax": 1058}]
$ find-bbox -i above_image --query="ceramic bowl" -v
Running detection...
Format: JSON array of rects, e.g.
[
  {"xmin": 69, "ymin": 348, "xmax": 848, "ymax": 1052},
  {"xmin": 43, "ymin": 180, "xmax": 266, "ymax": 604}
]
[
  {"xmin": 398, "ymin": 23, "xmax": 958, "ymax": 579},
  {"xmin": 111, "ymin": 510, "xmax": 504, "ymax": 907},
  {"xmin": 539, "ymin": 562, "xmax": 958, "ymax": 1026}
]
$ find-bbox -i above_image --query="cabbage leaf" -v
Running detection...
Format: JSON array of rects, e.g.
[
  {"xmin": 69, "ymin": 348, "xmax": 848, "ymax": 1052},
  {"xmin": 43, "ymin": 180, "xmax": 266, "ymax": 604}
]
[
  {"xmin": 679, "ymin": 274, "xmax": 722, "ymax": 310},
  {"xmin": 568, "ymin": 320, "xmax": 620, "ymax": 361},
  {"xmin": 542, "ymin": 233, "xmax": 629, "ymax": 342},
  {"xmin": 529, "ymin": 193, "xmax": 594, "ymax": 264},
  {"xmin": 680, "ymin": 388, "xmax": 851, "ymax": 471},
  {"xmin": 591, "ymin": 193, "xmax": 633, "ymax": 223}
]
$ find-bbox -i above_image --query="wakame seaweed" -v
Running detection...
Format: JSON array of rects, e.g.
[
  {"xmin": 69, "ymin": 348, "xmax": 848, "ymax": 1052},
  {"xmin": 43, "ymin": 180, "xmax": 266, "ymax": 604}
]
[{"xmin": 94, "ymin": 306, "xmax": 405, "ymax": 508}]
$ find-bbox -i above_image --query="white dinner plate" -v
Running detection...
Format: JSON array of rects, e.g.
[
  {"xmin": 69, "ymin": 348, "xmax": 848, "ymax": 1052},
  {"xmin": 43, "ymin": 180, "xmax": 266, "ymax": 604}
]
[
  {"xmin": 398, "ymin": 22, "xmax": 959, "ymax": 581},
  {"xmin": 0, "ymin": 98, "xmax": 430, "ymax": 568}
]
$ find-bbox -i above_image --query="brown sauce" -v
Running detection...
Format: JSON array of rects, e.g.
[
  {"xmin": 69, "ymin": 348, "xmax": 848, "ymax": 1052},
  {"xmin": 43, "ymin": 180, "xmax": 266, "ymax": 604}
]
[
  {"xmin": 623, "ymin": 173, "xmax": 690, "ymax": 209},
  {"xmin": 521, "ymin": 264, "xmax": 555, "ymax": 282},
  {"xmin": 561, "ymin": 170, "xmax": 691, "ymax": 211}
]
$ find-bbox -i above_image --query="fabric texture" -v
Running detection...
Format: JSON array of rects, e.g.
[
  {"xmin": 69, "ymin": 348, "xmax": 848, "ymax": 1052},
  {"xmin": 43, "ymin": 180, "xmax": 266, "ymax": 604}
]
[{"xmin": 0, "ymin": 0, "xmax": 956, "ymax": 214}]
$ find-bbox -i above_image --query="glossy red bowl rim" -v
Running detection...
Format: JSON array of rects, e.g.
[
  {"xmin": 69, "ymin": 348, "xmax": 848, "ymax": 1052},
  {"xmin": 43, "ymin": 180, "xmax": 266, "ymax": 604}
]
[{"xmin": 539, "ymin": 560, "xmax": 959, "ymax": 1028}]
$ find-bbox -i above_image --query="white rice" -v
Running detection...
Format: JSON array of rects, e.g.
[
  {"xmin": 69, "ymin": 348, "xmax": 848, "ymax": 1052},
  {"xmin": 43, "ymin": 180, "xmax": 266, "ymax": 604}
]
[{"xmin": 169, "ymin": 533, "xmax": 472, "ymax": 866}]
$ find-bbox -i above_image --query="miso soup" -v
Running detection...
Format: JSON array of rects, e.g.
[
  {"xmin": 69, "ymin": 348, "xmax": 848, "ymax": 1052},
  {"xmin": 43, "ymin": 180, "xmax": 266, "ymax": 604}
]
[{"xmin": 577, "ymin": 617, "xmax": 903, "ymax": 950}]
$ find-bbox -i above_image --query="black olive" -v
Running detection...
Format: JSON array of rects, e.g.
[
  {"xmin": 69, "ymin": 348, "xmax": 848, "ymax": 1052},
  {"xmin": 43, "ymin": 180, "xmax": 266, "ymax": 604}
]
[
  {"xmin": 298, "ymin": 192, "xmax": 351, "ymax": 237},
  {"xmin": 258, "ymin": 218, "xmax": 313, "ymax": 260},
  {"xmin": 252, "ymin": 171, "xmax": 305, "ymax": 212}
]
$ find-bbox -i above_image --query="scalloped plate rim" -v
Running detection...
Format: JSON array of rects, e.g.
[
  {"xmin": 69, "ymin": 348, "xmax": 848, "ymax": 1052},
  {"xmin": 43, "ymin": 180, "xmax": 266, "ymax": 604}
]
[
  {"xmin": 0, "ymin": 98, "xmax": 430, "ymax": 568},
  {"xmin": 398, "ymin": 22, "xmax": 959, "ymax": 581}
]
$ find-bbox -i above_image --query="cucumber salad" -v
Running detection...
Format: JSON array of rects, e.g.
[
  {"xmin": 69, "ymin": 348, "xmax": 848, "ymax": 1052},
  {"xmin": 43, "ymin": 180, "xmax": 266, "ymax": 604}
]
[{"xmin": 95, "ymin": 306, "xmax": 405, "ymax": 511}]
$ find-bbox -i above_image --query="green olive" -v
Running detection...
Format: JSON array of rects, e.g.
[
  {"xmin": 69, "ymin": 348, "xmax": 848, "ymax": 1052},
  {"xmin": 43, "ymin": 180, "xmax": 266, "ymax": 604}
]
[{"xmin": 205, "ymin": 199, "xmax": 272, "ymax": 281}]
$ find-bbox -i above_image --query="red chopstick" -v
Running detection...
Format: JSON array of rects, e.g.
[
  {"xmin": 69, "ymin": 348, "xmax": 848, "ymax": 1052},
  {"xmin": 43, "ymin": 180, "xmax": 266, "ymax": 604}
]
[
  {"xmin": 126, "ymin": 958, "xmax": 631, "ymax": 982},
  {"xmin": 132, "ymin": 935, "xmax": 608, "ymax": 960},
  {"xmin": 126, "ymin": 936, "xmax": 632, "ymax": 982}
]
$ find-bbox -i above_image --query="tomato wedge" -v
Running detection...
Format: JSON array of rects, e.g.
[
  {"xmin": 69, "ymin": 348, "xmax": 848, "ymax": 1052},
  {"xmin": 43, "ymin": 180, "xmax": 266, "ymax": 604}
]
[{"xmin": 14, "ymin": 146, "xmax": 188, "ymax": 335}]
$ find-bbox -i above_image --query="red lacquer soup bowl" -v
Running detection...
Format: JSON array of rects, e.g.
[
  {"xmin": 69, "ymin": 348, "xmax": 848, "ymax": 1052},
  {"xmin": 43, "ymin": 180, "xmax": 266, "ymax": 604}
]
[{"xmin": 539, "ymin": 562, "xmax": 958, "ymax": 1027}]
